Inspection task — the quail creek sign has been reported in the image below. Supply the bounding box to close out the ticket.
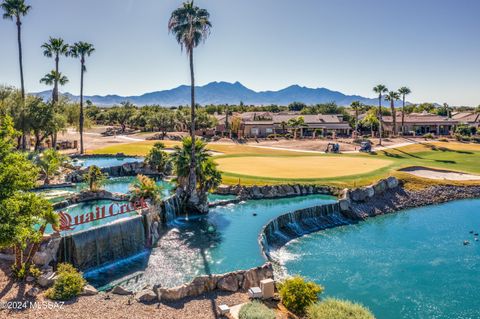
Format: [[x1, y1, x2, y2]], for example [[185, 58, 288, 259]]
[[59, 199, 148, 232]]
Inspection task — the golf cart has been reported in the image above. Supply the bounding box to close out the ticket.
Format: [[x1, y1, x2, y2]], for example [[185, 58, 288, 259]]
[[325, 143, 340, 153], [359, 141, 372, 153]]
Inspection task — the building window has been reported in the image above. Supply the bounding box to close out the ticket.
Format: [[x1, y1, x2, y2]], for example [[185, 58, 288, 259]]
[[266, 128, 273, 134], [251, 128, 259, 135]]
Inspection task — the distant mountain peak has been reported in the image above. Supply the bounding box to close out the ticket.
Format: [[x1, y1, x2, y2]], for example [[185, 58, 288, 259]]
[[33, 81, 401, 107]]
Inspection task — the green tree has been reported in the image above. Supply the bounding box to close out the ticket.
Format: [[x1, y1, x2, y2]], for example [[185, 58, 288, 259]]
[[34, 148, 68, 184], [287, 116, 306, 139], [84, 165, 107, 192], [171, 137, 221, 212], [168, 1, 212, 210], [385, 90, 400, 135], [1, 0, 31, 150], [41, 37, 70, 103], [360, 108, 379, 137], [69, 42, 95, 154], [288, 101, 307, 112], [145, 142, 169, 172], [148, 109, 176, 138], [25, 206, 58, 265], [130, 174, 162, 203], [107, 102, 136, 133], [350, 101, 363, 134], [373, 84, 388, 145], [398, 87, 411, 134]]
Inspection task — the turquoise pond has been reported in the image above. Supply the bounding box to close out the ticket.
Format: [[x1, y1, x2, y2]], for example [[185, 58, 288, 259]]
[[84, 195, 336, 290], [274, 199, 480, 319], [72, 156, 144, 168]]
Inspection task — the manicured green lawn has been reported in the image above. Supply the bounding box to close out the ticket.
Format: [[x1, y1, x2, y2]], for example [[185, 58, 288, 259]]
[[90, 140, 480, 188]]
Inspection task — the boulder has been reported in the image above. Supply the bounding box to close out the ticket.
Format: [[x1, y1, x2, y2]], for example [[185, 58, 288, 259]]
[[26, 287, 40, 298], [38, 271, 56, 288], [373, 180, 387, 195], [350, 188, 368, 202], [339, 198, 351, 212], [386, 177, 399, 189], [217, 273, 239, 292], [158, 284, 188, 301], [111, 285, 132, 295], [81, 285, 98, 296], [136, 289, 157, 303], [365, 186, 375, 198], [26, 276, 35, 283]]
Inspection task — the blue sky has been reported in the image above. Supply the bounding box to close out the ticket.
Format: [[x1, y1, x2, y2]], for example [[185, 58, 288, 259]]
[[1, 0, 479, 105]]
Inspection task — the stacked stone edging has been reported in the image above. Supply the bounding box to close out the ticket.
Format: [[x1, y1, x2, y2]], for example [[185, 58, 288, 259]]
[[66, 162, 162, 183], [53, 190, 129, 210], [154, 262, 274, 301], [215, 184, 336, 200]]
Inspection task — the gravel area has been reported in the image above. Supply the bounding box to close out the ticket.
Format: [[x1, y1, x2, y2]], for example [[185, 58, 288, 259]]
[[0, 259, 249, 319]]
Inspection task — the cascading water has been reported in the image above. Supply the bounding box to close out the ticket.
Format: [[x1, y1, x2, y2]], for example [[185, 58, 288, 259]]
[[59, 215, 146, 270]]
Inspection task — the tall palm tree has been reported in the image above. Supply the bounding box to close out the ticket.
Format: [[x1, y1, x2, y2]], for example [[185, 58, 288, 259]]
[[168, 1, 212, 208], [2, 0, 31, 150], [385, 90, 401, 135], [40, 70, 68, 88], [41, 37, 69, 102], [69, 42, 95, 154], [373, 84, 388, 145], [350, 101, 362, 136], [398, 87, 411, 134]]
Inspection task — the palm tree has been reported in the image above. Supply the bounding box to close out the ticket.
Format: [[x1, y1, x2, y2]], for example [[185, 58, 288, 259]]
[[398, 87, 411, 134], [25, 209, 59, 266], [41, 37, 69, 102], [40, 70, 68, 88], [168, 1, 212, 208], [350, 101, 363, 136], [69, 42, 95, 154], [373, 84, 388, 145], [2, 0, 31, 150], [385, 90, 400, 135], [287, 116, 306, 139]]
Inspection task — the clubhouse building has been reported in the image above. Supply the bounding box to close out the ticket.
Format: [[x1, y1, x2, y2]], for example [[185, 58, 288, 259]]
[[382, 112, 459, 136]]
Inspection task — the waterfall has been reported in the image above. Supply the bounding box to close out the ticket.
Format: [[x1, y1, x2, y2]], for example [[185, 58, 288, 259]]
[[58, 215, 146, 270], [262, 203, 350, 250], [162, 195, 182, 225]]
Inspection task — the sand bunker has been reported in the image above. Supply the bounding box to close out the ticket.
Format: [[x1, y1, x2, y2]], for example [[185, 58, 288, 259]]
[[400, 166, 480, 181]]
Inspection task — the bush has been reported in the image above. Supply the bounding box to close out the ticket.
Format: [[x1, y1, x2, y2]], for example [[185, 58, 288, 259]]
[[46, 263, 86, 301], [472, 136, 480, 143], [307, 298, 375, 319], [278, 276, 323, 315], [284, 133, 293, 139], [145, 142, 169, 173], [266, 134, 277, 140], [423, 133, 434, 140], [239, 301, 275, 319], [438, 138, 449, 142]]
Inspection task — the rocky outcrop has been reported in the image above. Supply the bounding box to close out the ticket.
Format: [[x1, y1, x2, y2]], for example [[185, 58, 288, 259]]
[[215, 184, 335, 200], [66, 161, 162, 183], [156, 263, 274, 301]]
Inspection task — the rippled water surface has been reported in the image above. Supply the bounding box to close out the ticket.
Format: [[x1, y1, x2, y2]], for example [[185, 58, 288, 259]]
[[276, 199, 480, 319]]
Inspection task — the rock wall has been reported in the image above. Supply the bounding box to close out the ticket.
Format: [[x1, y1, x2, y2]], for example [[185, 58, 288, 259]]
[[66, 162, 162, 183], [215, 184, 335, 200], [53, 190, 129, 210], [155, 263, 274, 301]]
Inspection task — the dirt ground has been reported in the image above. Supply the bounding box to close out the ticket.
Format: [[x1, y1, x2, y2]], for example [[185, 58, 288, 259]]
[[58, 126, 415, 154], [0, 260, 250, 319]]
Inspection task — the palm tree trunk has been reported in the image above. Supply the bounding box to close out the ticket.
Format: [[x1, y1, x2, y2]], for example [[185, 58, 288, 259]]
[[188, 49, 198, 202], [25, 225, 46, 266], [401, 96, 405, 135], [79, 59, 85, 154], [391, 100, 396, 136], [17, 17, 27, 151], [378, 96, 383, 145], [54, 55, 59, 102]]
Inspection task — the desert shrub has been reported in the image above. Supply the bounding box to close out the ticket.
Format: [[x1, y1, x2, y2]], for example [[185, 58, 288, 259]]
[[307, 298, 375, 319], [438, 138, 449, 142], [130, 174, 162, 203], [284, 133, 293, 139], [423, 133, 434, 140], [29, 265, 42, 278], [46, 263, 86, 301], [472, 136, 480, 143], [239, 301, 275, 319], [266, 134, 277, 140], [278, 276, 323, 315]]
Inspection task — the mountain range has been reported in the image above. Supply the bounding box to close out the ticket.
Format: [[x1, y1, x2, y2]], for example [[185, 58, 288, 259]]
[[34, 81, 404, 107]]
